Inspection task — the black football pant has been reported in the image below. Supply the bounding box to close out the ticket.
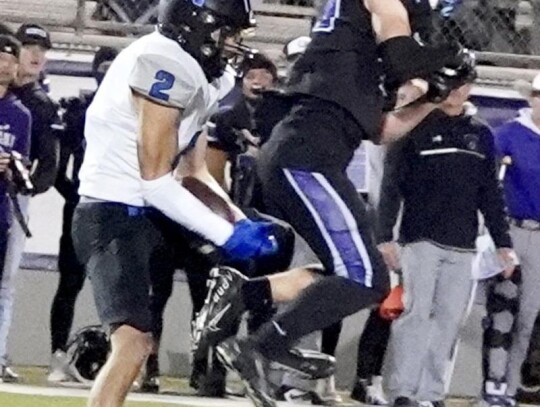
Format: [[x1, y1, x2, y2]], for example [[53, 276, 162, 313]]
[[50, 202, 86, 353]]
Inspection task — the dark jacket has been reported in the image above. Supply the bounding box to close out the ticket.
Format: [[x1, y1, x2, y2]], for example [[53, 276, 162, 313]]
[[209, 95, 253, 155], [12, 81, 61, 194], [55, 93, 92, 204], [377, 108, 512, 250]]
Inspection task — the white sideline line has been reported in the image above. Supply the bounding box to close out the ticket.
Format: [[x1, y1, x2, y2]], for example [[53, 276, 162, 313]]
[[0, 383, 253, 406]]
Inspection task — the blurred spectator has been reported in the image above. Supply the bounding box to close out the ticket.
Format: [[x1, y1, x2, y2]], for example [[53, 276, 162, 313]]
[[380, 78, 515, 407], [47, 47, 118, 384], [0, 34, 31, 382], [13, 23, 60, 193], [206, 52, 278, 202], [481, 73, 540, 406], [0, 23, 61, 382]]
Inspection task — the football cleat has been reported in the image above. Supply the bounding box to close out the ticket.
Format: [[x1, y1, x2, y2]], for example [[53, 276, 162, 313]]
[[269, 348, 336, 380], [217, 338, 276, 407], [191, 266, 248, 361]]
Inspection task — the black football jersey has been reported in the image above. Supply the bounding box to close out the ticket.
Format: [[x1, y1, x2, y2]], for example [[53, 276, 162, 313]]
[[286, 0, 384, 141]]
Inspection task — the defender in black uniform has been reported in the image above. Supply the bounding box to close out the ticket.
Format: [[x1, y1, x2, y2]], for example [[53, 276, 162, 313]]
[[194, 1, 471, 406]]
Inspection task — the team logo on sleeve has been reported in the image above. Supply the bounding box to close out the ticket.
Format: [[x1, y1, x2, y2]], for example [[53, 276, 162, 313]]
[[313, 0, 341, 33]]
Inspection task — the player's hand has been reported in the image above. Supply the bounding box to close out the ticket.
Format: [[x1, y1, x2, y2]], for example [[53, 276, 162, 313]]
[[377, 241, 401, 271], [0, 152, 10, 173], [240, 129, 260, 147], [497, 247, 518, 279], [379, 285, 404, 320], [392, 79, 429, 110], [221, 219, 278, 261]]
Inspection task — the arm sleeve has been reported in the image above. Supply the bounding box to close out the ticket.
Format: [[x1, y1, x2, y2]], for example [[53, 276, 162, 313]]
[[478, 127, 513, 248], [141, 173, 234, 246], [128, 53, 199, 109], [29, 102, 61, 194], [376, 140, 406, 243]]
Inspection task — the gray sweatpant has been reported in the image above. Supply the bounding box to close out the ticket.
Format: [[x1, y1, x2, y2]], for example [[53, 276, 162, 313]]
[[386, 241, 475, 402], [505, 225, 540, 395], [0, 195, 29, 366]]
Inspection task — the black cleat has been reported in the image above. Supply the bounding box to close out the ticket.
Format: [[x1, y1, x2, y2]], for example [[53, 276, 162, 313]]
[[269, 348, 335, 380], [217, 338, 276, 407], [276, 385, 325, 405], [138, 354, 160, 393], [190, 347, 227, 398], [139, 376, 160, 394], [0, 365, 20, 383], [350, 376, 388, 405], [192, 266, 247, 361]]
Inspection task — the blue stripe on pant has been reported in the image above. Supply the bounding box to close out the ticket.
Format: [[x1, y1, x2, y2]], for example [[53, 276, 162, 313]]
[[283, 169, 373, 287]]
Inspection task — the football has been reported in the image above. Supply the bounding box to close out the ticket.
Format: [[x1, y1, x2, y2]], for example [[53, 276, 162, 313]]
[[181, 176, 236, 223]]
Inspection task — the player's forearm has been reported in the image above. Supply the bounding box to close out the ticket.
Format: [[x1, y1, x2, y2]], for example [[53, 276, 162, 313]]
[[379, 103, 435, 144]]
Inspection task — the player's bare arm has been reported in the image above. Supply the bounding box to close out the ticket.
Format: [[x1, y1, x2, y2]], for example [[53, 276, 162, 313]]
[[133, 92, 182, 180], [364, 0, 412, 42], [379, 81, 436, 144]]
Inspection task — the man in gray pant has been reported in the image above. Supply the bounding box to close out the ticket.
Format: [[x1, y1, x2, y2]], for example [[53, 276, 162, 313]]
[[376, 72, 516, 407], [480, 73, 540, 407]]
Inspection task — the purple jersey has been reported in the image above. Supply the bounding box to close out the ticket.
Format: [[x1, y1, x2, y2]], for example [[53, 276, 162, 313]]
[[0, 92, 31, 226]]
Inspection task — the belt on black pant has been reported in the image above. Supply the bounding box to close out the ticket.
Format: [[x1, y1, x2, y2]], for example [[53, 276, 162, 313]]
[[78, 197, 154, 217], [509, 218, 540, 231]]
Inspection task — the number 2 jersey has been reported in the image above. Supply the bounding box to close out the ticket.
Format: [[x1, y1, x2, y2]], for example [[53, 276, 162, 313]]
[[79, 31, 234, 206], [286, 0, 384, 142]]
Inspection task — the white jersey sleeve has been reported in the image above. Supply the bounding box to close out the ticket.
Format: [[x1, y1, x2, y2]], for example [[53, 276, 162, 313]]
[[129, 52, 200, 109]]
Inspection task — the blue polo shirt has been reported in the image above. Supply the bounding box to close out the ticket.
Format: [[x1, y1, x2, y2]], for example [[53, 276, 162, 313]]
[[0, 92, 32, 227], [495, 108, 540, 221]]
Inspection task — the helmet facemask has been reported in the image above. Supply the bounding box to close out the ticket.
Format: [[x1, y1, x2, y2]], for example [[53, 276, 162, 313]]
[[160, 1, 256, 81]]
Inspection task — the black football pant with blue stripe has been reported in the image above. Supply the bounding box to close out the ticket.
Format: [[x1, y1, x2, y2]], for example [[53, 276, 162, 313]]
[[255, 163, 389, 354]]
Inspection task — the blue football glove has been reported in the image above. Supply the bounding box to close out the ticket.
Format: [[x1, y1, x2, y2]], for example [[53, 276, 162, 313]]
[[221, 219, 278, 262]]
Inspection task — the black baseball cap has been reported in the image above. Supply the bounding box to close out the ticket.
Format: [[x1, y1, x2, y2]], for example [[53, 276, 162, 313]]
[[92, 47, 119, 73], [16, 24, 52, 49], [0, 35, 21, 58], [240, 52, 278, 81]]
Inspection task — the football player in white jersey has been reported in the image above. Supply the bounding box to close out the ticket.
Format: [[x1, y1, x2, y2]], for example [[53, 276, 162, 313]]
[[71, 1, 278, 406]]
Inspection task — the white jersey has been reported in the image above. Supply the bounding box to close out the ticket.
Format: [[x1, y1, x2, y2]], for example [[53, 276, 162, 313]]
[[79, 31, 235, 206]]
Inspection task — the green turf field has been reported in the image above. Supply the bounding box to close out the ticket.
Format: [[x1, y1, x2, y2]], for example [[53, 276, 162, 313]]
[[0, 393, 185, 407]]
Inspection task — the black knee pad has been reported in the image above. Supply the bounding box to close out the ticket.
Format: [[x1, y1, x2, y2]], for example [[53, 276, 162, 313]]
[[482, 272, 521, 381], [486, 274, 520, 321]]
